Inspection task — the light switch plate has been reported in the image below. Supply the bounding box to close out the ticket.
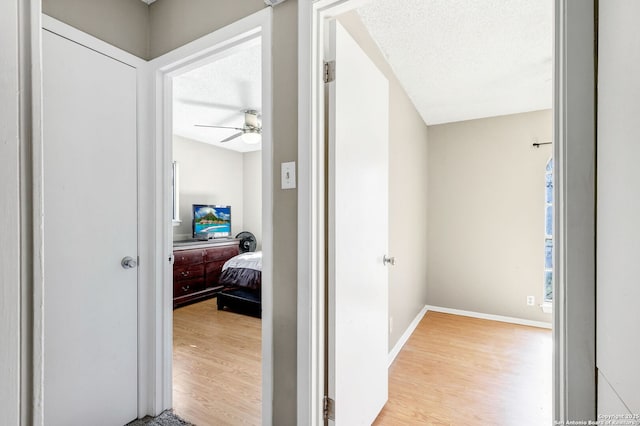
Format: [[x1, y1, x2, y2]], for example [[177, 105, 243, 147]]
[[281, 161, 296, 189]]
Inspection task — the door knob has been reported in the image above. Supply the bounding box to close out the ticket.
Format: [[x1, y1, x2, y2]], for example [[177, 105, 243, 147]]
[[383, 255, 395, 266], [121, 256, 138, 269]]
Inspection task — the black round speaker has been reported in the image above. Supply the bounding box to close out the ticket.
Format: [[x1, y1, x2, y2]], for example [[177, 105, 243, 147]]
[[236, 231, 257, 253]]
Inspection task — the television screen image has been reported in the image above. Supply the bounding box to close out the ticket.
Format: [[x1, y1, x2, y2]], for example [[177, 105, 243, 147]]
[[192, 204, 231, 238]]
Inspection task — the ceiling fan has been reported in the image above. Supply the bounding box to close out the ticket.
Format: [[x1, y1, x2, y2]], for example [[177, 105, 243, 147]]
[[194, 109, 262, 144]]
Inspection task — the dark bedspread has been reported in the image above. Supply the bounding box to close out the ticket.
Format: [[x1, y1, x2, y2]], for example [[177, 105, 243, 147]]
[[218, 267, 261, 291]]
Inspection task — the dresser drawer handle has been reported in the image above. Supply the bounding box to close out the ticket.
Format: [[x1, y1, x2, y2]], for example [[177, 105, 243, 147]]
[[181, 285, 190, 292], [181, 271, 190, 277]]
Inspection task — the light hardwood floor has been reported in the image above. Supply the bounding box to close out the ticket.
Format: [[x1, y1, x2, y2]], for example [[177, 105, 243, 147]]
[[373, 311, 552, 425], [173, 298, 261, 426], [173, 303, 550, 425]]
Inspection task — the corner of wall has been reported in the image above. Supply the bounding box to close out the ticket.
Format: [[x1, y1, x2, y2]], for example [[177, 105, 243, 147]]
[[145, 1, 152, 61]]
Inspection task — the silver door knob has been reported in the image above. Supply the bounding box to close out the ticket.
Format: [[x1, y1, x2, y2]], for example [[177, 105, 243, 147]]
[[121, 256, 138, 269], [383, 255, 395, 266]]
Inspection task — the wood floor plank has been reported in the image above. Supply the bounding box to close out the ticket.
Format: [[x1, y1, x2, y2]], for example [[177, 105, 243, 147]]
[[173, 303, 550, 425], [373, 311, 552, 426], [173, 298, 261, 426]]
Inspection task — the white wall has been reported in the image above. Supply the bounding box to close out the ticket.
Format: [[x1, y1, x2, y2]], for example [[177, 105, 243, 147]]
[[597, 0, 640, 415], [427, 110, 552, 323], [173, 136, 263, 244], [0, 0, 24, 423], [598, 371, 631, 416], [337, 11, 430, 350], [243, 150, 263, 249], [173, 136, 245, 240]]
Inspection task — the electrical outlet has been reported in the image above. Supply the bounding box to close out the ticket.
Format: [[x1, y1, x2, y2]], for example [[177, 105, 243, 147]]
[[527, 296, 535, 306], [389, 316, 393, 334]]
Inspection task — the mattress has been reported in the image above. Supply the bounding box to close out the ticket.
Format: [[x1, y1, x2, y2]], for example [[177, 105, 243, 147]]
[[219, 251, 262, 290]]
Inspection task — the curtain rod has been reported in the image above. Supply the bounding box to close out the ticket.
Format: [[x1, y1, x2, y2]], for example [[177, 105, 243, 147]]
[[532, 142, 552, 148]]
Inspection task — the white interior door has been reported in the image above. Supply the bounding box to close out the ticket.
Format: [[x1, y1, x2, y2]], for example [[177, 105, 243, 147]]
[[327, 20, 389, 426], [42, 29, 138, 426], [596, 0, 640, 414]]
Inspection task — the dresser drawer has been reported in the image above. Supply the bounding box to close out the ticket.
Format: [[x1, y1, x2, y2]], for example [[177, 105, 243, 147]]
[[173, 278, 204, 297], [172, 239, 240, 308], [205, 260, 227, 287], [174, 249, 204, 266], [204, 246, 238, 262], [173, 264, 204, 282]]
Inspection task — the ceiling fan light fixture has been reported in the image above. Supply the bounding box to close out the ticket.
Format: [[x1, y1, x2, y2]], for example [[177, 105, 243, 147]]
[[242, 129, 261, 144]]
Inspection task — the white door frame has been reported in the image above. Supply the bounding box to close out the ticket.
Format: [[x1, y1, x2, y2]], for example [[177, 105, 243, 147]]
[[0, 0, 40, 424], [297, 0, 596, 425], [552, 0, 597, 420], [145, 8, 274, 424]]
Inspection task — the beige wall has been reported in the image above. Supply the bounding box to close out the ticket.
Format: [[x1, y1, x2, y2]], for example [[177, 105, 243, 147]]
[[42, 0, 149, 59], [41, 0, 267, 60], [172, 136, 246, 240], [427, 110, 553, 323], [337, 11, 429, 349], [243, 150, 263, 249], [269, 3, 298, 422], [149, 0, 266, 58]]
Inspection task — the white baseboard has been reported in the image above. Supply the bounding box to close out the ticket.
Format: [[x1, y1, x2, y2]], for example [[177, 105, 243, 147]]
[[386, 304, 551, 368], [425, 305, 552, 329], [388, 305, 428, 367]]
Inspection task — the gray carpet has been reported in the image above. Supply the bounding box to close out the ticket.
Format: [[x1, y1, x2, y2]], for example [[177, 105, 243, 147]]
[[126, 410, 194, 426]]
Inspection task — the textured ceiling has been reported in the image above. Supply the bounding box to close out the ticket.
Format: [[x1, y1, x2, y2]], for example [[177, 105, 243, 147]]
[[172, 0, 551, 144], [172, 40, 262, 153], [357, 0, 553, 125]]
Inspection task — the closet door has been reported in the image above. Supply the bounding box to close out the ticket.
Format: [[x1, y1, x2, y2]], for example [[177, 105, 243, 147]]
[[42, 28, 138, 426], [326, 20, 390, 426]]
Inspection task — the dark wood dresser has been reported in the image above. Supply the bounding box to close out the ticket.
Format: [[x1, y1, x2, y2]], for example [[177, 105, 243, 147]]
[[173, 239, 239, 308]]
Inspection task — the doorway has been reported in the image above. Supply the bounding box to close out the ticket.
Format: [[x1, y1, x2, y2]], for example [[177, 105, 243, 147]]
[[146, 9, 273, 424], [297, 0, 596, 424], [170, 38, 263, 424], [327, 6, 554, 424]]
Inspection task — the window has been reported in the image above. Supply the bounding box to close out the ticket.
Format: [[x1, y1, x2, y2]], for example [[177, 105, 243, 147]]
[[172, 161, 181, 225], [544, 158, 553, 302]]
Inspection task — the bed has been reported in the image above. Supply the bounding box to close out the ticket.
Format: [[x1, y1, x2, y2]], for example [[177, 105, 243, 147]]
[[216, 251, 262, 317]]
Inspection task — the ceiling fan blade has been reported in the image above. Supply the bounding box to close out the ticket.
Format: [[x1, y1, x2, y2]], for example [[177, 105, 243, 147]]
[[176, 98, 244, 112], [194, 124, 244, 131], [220, 132, 243, 143]]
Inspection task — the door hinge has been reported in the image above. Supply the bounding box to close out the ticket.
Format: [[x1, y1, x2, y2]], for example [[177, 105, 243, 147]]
[[323, 395, 335, 421], [168, 254, 174, 265], [324, 60, 335, 83]]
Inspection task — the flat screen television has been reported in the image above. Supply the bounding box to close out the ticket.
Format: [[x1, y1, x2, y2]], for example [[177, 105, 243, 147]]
[[192, 204, 231, 239]]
